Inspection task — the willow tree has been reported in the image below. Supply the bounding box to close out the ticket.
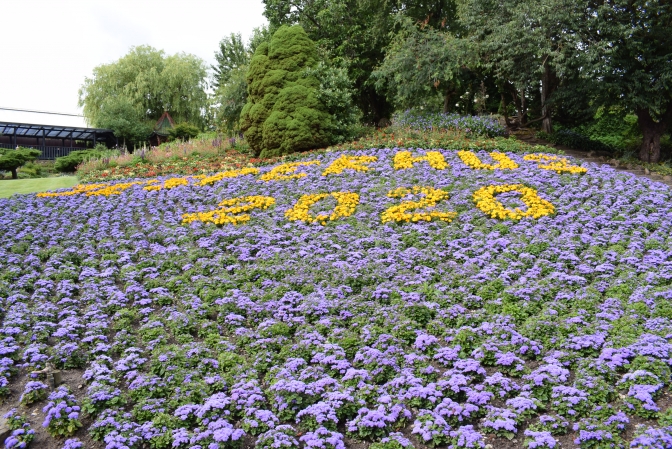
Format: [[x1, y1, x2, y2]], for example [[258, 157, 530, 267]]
[[78, 46, 209, 132]]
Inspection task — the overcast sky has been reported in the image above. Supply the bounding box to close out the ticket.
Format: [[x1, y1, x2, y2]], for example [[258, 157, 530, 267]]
[[0, 0, 267, 128]]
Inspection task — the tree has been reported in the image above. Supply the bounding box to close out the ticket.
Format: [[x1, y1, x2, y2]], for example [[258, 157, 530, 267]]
[[215, 66, 249, 134], [262, 0, 458, 123], [373, 15, 467, 113], [459, 0, 588, 133], [212, 26, 274, 134], [586, 0, 672, 163], [212, 33, 249, 90], [304, 54, 361, 143], [168, 123, 201, 142], [79, 46, 209, 131], [95, 97, 152, 149], [240, 25, 332, 158], [0, 148, 41, 179]]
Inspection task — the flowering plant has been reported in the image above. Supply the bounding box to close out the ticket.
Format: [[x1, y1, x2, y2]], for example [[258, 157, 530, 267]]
[[42, 386, 83, 437], [19, 380, 48, 405]]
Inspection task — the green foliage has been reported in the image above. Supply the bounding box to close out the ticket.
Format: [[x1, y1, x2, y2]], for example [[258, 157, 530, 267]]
[[13, 161, 44, 179], [96, 97, 153, 148], [216, 66, 249, 134], [459, 0, 588, 132], [586, 1, 672, 162], [55, 149, 106, 173], [79, 45, 209, 130], [0, 147, 41, 179], [374, 15, 466, 113], [167, 123, 201, 142], [212, 33, 249, 90], [303, 55, 361, 143], [241, 25, 332, 158], [538, 129, 615, 154], [263, 0, 457, 122], [213, 26, 274, 135], [574, 107, 641, 151]]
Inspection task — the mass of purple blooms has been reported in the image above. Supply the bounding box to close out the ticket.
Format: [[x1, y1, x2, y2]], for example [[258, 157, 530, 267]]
[[2, 409, 35, 449], [393, 110, 506, 137], [1, 148, 672, 448], [42, 386, 82, 437]]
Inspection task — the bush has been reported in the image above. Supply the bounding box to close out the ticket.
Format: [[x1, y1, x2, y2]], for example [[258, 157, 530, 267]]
[[16, 161, 43, 179], [0, 147, 41, 179], [168, 123, 201, 142], [574, 107, 641, 151], [55, 149, 106, 173], [537, 129, 615, 153], [303, 56, 361, 144], [240, 25, 332, 158]]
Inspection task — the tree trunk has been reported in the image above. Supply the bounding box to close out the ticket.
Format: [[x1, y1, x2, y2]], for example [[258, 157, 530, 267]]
[[519, 88, 528, 126], [443, 90, 452, 114], [637, 106, 672, 163], [11, 168, 17, 179], [500, 93, 511, 127], [541, 60, 554, 134]]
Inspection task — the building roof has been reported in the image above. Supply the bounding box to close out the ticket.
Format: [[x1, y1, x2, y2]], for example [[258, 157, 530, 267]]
[[0, 121, 114, 141], [153, 112, 175, 136]]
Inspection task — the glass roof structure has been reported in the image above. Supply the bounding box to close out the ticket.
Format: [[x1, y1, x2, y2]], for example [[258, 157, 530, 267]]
[[0, 121, 115, 142]]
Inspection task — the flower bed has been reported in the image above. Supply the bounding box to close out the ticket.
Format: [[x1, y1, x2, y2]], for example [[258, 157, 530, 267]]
[[2, 148, 672, 448], [392, 111, 507, 138]]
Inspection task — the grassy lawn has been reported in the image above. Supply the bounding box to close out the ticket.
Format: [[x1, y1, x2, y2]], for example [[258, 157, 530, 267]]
[[0, 176, 79, 198]]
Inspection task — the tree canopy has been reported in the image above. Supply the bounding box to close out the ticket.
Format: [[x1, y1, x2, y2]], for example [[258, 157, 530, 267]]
[[262, 0, 459, 123], [373, 14, 467, 113], [585, 0, 672, 162], [212, 26, 274, 134], [73, 1, 672, 163], [212, 33, 249, 90], [79, 46, 209, 136], [0, 148, 41, 179]]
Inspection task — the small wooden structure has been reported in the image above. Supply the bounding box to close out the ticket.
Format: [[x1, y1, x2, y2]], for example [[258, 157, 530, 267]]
[[149, 111, 175, 146]]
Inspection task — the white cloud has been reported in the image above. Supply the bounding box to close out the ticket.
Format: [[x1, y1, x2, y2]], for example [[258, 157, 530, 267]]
[[0, 0, 267, 127]]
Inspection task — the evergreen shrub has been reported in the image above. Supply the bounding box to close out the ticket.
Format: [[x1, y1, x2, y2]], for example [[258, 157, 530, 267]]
[[241, 25, 333, 158]]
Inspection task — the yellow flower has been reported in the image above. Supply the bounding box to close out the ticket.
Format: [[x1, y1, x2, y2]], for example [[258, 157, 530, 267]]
[[381, 186, 457, 224], [182, 195, 276, 226], [37, 183, 109, 197], [393, 151, 448, 170], [322, 155, 377, 176], [260, 161, 320, 182], [85, 181, 146, 197], [523, 154, 587, 174], [200, 167, 260, 186], [143, 177, 190, 191], [458, 151, 519, 170], [473, 184, 555, 220], [285, 191, 359, 224]]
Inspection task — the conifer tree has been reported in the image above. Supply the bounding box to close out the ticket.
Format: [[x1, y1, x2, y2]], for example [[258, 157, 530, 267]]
[[240, 25, 331, 158]]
